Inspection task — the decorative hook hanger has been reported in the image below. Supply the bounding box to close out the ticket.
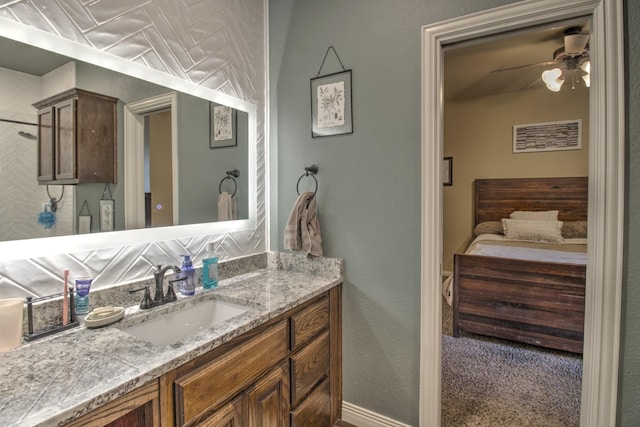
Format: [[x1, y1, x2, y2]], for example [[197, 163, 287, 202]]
[[316, 46, 347, 77], [219, 169, 240, 197], [297, 165, 319, 196], [46, 185, 64, 213]]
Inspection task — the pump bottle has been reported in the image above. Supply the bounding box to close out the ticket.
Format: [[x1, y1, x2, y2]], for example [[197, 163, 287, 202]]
[[178, 255, 195, 296]]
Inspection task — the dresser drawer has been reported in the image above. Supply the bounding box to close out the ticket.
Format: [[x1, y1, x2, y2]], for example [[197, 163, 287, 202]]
[[174, 321, 288, 425], [290, 378, 331, 427], [291, 330, 330, 408], [291, 296, 329, 350]]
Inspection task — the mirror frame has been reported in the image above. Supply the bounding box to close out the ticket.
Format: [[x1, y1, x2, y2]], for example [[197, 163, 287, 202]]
[[0, 19, 257, 261]]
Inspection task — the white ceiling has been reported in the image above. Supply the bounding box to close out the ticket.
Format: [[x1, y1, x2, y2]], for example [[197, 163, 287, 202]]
[[443, 17, 591, 101]]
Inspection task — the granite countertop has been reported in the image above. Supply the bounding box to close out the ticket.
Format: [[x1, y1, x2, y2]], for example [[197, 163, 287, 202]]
[[0, 252, 342, 427]]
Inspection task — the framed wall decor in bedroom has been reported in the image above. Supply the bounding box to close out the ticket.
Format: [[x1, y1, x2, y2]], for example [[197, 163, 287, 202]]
[[443, 156, 453, 186], [512, 119, 582, 153]]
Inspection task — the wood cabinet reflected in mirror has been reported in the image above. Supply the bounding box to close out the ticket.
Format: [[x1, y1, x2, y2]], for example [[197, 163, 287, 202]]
[[0, 37, 249, 242]]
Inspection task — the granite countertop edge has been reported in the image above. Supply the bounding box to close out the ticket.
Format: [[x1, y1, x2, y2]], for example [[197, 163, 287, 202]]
[[0, 252, 343, 427]]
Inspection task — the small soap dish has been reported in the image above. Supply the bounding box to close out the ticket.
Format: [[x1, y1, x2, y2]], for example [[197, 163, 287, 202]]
[[84, 306, 125, 329]]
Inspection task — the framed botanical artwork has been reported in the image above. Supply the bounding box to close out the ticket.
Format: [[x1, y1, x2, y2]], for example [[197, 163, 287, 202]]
[[210, 103, 237, 148], [310, 69, 353, 138], [78, 200, 92, 234], [443, 157, 453, 186], [99, 199, 114, 232]]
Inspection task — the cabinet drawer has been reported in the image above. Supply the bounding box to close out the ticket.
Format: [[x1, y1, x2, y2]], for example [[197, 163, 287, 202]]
[[291, 296, 329, 350], [291, 330, 330, 408], [174, 321, 288, 425], [290, 378, 331, 427]]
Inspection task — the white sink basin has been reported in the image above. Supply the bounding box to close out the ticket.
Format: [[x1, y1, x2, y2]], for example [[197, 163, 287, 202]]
[[120, 299, 250, 346]]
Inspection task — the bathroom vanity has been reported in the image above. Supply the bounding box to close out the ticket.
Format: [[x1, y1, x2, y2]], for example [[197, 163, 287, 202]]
[[0, 253, 342, 427]]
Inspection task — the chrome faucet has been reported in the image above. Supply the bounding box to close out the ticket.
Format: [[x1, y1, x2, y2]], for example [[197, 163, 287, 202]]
[[153, 264, 180, 306]]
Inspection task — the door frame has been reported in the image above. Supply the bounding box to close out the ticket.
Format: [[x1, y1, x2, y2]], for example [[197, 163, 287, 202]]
[[123, 92, 179, 229], [419, 1, 625, 426]]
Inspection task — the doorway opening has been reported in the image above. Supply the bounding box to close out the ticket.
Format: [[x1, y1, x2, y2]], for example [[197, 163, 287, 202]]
[[420, 1, 624, 426], [440, 20, 589, 425], [124, 92, 178, 230], [144, 109, 174, 228]]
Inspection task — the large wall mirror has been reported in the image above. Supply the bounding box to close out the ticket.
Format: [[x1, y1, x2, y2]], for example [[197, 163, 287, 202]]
[[0, 21, 257, 262]]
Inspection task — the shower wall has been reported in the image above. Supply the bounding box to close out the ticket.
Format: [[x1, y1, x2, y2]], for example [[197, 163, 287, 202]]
[[0, 67, 73, 241]]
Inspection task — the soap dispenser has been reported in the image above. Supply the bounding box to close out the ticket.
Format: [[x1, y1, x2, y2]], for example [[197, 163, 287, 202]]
[[178, 255, 196, 296], [201, 243, 219, 290]]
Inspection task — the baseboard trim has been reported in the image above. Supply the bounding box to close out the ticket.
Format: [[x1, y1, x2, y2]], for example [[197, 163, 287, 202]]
[[342, 401, 411, 427]]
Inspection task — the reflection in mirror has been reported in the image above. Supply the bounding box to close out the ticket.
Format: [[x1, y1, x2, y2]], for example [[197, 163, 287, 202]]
[[0, 37, 249, 243]]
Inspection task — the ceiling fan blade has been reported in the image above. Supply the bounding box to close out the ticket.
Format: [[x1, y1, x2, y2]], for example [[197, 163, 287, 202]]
[[490, 60, 558, 73], [521, 76, 542, 91]]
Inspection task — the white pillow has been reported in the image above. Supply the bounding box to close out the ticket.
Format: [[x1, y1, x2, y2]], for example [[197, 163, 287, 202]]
[[509, 210, 559, 221], [501, 218, 564, 243]]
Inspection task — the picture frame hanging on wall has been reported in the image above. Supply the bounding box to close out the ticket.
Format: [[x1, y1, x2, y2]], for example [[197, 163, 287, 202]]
[[311, 69, 353, 138], [99, 200, 114, 232], [99, 184, 114, 232], [210, 103, 237, 148], [512, 119, 582, 153], [443, 157, 453, 186], [78, 200, 91, 234]]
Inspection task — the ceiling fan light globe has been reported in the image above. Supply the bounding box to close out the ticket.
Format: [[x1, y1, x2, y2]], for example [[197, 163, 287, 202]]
[[581, 60, 591, 74], [542, 68, 565, 91], [565, 34, 590, 55], [545, 81, 563, 92], [580, 61, 591, 88]]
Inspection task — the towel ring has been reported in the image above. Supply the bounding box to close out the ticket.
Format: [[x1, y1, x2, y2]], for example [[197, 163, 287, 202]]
[[296, 165, 318, 196], [218, 169, 240, 197]]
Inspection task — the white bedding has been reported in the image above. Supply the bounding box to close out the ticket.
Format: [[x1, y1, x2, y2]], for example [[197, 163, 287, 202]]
[[442, 234, 587, 306]]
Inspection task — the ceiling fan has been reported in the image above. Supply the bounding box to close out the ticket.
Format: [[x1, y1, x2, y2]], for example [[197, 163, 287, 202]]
[[491, 26, 590, 92]]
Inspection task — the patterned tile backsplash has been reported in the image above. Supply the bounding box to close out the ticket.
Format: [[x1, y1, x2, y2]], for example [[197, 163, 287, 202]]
[[23, 252, 270, 334], [0, 0, 266, 297]]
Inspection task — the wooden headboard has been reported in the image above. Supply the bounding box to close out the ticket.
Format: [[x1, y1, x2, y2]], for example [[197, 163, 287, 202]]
[[474, 177, 588, 225]]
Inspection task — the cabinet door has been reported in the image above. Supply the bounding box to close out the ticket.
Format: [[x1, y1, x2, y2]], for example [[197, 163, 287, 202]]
[[54, 98, 76, 181], [37, 107, 54, 182], [200, 396, 244, 427], [64, 381, 160, 427], [246, 363, 290, 427]]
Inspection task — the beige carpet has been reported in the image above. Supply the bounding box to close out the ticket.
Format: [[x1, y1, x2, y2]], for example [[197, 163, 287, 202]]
[[441, 298, 582, 426]]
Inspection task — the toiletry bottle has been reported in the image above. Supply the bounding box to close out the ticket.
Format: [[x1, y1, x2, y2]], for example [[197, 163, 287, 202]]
[[202, 243, 219, 290], [74, 277, 93, 315], [179, 255, 196, 296]]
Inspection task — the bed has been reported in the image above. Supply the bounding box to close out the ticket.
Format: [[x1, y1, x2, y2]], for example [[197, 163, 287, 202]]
[[450, 177, 588, 354]]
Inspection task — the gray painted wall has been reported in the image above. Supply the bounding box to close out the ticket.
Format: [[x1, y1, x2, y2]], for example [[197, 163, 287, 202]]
[[177, 95, 249, 224], [75, 61, 168, 233], [620, 1, 639, 425], [271, 0, 639, 425]]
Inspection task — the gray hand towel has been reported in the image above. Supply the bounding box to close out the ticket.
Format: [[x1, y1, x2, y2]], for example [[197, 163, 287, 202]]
[[284, 191, 323, 257]]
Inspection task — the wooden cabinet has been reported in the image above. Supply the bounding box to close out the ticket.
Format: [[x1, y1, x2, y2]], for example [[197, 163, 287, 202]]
[[162, 285, 342, 427], [56, 284, 341, 427], [37, 106, 54, 182], [246, 363, 290, 426], [64, 380, 160, 427], [33, 88, 118, 184], [173, 321, 289, 425], [199, 396, 244, 427], [289, 296, 333, 426]]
